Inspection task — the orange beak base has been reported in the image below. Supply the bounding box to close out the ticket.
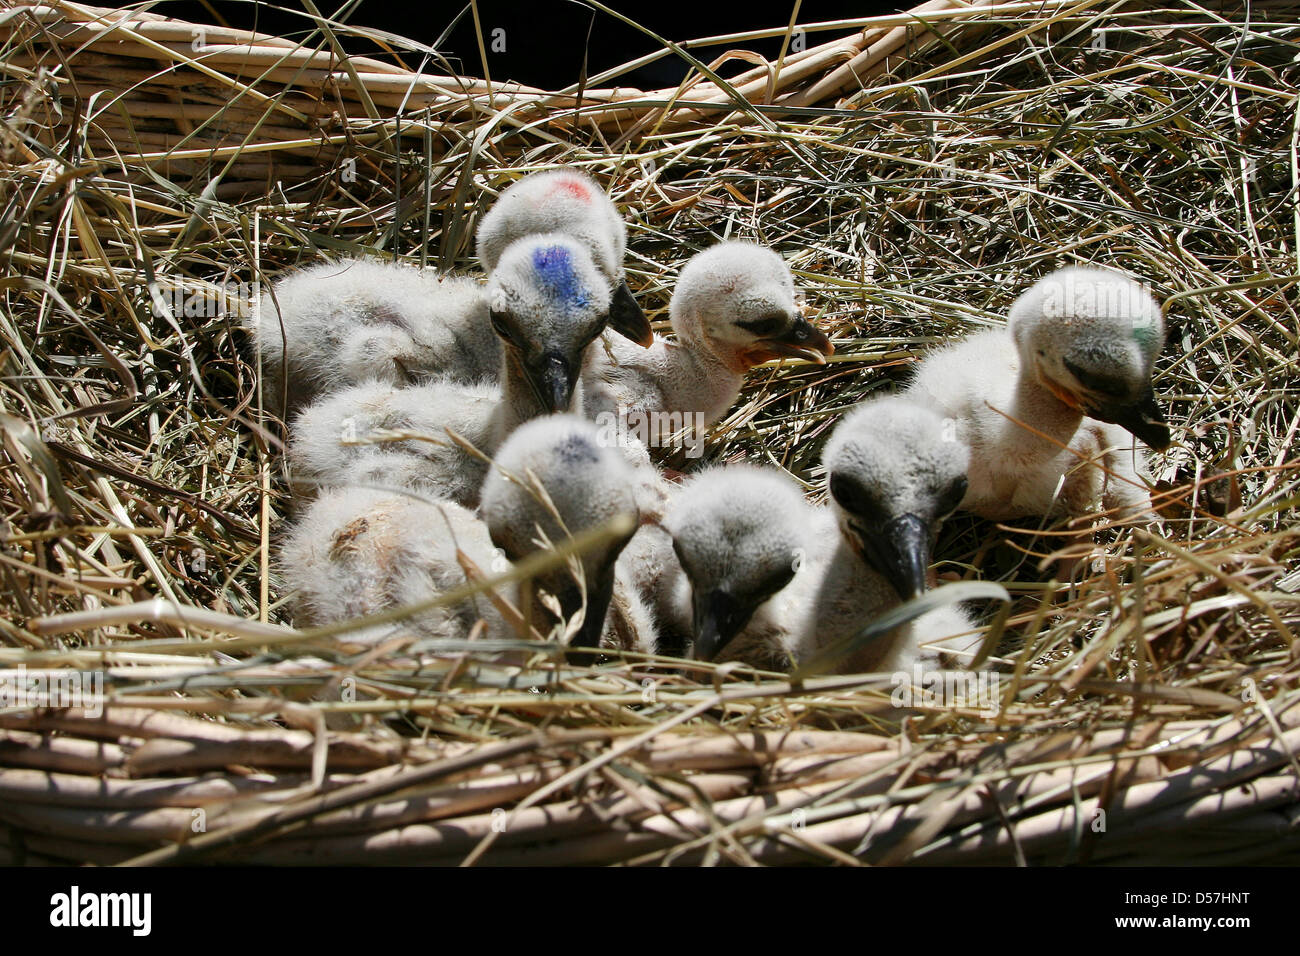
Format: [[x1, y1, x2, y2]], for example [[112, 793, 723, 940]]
[[741, 318, 834, 368]]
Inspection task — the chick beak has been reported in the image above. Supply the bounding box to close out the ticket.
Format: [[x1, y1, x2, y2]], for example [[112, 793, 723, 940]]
[[528, 351, 576, 413], [608, 279, 654, 348], [744, 316, 835, 366], [692, 588, 750, 663], [571, 570, 617, 653], [851, 513, 931, 601], [1042, 375, 1088, 412], [551, 565, 618, 665], [1086, 386, 1172, 451]]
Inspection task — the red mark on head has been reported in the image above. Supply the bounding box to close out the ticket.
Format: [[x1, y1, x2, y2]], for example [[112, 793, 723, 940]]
[[548, 177, 592, 203]]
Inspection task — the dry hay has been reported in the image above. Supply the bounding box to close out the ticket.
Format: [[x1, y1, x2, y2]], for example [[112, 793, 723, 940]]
[[0, 0, 1297, 865]]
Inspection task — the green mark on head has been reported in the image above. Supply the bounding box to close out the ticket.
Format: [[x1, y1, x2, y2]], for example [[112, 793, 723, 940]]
[[1132, 322, 1158, 350]]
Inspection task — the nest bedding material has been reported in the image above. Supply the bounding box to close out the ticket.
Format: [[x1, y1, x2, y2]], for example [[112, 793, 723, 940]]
[[0, 0, 1297, 864]]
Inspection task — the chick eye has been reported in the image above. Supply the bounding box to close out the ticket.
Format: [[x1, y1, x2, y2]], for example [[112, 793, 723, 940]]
[[736, 313, 788, 337], [490, 310, 517, 343], [937, 476, 968, 516], [1063, 357, 1127, 398], [760, 562, 797, 598], [830, 473, 872, 516]]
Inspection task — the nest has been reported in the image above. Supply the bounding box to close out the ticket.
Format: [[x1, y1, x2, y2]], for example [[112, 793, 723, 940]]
[[0, 0, 1298, 865]]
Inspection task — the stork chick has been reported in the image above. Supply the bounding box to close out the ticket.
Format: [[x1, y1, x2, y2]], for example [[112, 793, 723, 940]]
[[823, 396, 970, 601], [248, 257, 499, 416], [581, 241, 834, 451], [481, 414, 648, 653], [289, 234, 653, 507], [476, 166, 649, 345], [281, 415, 649, 654], [656, 464, 978, 673], [280, 487, 515, 647], [816, 425, 983, 673], [907, 265, 1169, 520], [660, 465, 808, 664], [250, 167, 649, 416]]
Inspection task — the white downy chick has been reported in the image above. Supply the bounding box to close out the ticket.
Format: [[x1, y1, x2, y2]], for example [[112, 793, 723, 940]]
[[657, 463, 979, 673], [480, 414, 651, 654], [476, 167, 643, 332], [906, 265, 1169, 520], [280, 487, 515, 647], [580, 241, 833, 452], [288, 235, 652, 508], [248, 257, 498, 415], [281, 416, 653, 655]]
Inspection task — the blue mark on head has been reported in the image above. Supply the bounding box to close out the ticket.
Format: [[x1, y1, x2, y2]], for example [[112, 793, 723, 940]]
[[554, 432, 600, 468], [531, 245, 591, 310]]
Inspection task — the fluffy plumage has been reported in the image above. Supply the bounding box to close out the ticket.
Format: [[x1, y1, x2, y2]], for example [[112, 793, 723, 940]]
[[615, 522, 690, 656], [288, 378, 499, 503], [248, 258, 498, 416], [477, 168, 627, 284], [480, 414, 652, 653], [289, 235, 626, 507], [281, 415, 654, 654], [660, 465, 807, 663], [251, 168, 647, 420], [792, 510, 980, 674], [652, 464, 976, 673], [906, 265, 1168, 521], [280, 487, 515, 647], [580, 241, 833, 451], [814, 429, 983, 672], [477, 167, 650, 348], [822, 396, 970, 601]]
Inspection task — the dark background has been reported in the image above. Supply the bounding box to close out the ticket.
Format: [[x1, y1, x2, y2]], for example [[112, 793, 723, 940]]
[[148, 1, 910, 89]]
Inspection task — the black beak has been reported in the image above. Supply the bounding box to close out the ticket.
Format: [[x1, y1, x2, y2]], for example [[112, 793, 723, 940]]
[[1087, 386, 1171, 451], [783, 315, 834, 359], [607, 279, 653, 348], [852, 513, 931, 601], [744, 315, 835, 365], [573, 571, 616, 652], [527, 351, 577, 413], [692, 588, 755, 662], [552, 564, 618, 661]]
